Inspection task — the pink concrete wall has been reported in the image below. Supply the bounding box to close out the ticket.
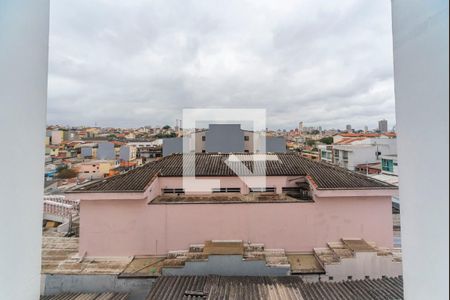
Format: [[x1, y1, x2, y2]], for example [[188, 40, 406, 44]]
[[78, 195, 394, 257]]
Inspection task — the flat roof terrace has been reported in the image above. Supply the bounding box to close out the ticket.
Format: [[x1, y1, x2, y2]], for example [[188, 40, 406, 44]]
[[149, 193, 314, 204]]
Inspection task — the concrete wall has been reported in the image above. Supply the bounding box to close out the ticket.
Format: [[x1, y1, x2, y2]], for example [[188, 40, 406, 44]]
[[97, 142, 116, 160], [119, 145, 136, 162], [81, 147, 94, 158], [205, 124, 245, 153], [76, 195, 393, 257], [162, 255, 290, 276], [324, 252, 403, 282], [392, 0, 449, 299], [163, 137, 183, 157], [266, 137, 287, 153], [157, 176, 299, 195], [0, 1, 49, 298], [41, 275, 155, 300]]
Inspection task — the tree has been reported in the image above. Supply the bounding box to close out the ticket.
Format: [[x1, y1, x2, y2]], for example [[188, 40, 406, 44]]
[[162, 125, 172, 130], [156, 132, 177, 139], [319, 137, 334, 145], [57, 168, 78, 179], [305, 139, 317, 147]]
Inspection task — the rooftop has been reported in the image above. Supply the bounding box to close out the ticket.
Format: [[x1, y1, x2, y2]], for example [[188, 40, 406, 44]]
[[150, 193, 314, 204], [69, 153, 396, 193], [41, 293, 128, 300], [146, 275, 404, 300]]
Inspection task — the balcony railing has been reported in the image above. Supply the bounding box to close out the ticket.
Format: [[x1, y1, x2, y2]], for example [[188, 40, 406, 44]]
[[43, 196, 80, 218]]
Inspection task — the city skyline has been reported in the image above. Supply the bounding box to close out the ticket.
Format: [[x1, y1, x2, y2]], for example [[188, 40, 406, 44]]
[[46, 119, 395, 132]]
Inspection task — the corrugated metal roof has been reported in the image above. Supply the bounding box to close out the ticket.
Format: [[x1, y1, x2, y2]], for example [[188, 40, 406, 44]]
[[70, 153, 397, 193], [146, 276, 404, 300], [40, 293, 128, 300]]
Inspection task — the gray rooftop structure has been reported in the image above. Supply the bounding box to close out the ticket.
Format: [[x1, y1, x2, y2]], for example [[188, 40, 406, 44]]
[[69, 153, 397, 193], [41, 293, 128, 300], [146, 275, 404, 300]]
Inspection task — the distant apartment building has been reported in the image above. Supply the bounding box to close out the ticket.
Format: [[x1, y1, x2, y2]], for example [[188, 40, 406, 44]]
[[163, 124, 286, 156], [378, 119, 389, 133], [298, 121, 304, 133], [51, 130, 67, 145], [320, 133, 397, 171], [346, 124, 352, 132], [67, 130, 79, 141], [119, 145, 137, 162], [318, 145, 333, 163], [334, 140, 397, 171]]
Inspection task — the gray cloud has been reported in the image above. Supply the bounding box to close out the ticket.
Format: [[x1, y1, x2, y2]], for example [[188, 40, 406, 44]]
[[48, 0, 396, 130]]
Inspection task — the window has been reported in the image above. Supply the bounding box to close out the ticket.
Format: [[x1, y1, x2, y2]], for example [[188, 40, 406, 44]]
[[244, 136, 250, 141], [212, 188, 241, 193], [382, 159, 394, 172], [202, 136, 206, 142], [244, 150, 250, 153], [250, 187, 276, 193], [343, 151, 349, 160], [162, 188, 185, 194]]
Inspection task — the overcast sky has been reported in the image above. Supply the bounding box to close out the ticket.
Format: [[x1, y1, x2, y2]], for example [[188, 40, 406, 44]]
[[48, 0, 396, 130]]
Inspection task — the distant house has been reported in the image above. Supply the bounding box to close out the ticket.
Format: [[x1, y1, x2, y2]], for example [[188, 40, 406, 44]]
[[51, 130, 68, 145], [74, 160, 118, 180]]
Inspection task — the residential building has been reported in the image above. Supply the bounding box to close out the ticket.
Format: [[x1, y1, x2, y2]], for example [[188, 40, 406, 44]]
[[163, 124, 286, 156], [51, 130, 67, 145], [79, 144, 97, 159], [66, 153, 398, 259], [119, 145, 137, 162], [333, 137, 397, 171], [381, 154, 399, 176], [346, 124, 352, 132], [379, 119, 389, 133], [74, 160, 118, 180], [298, 121, 304, 133], [97, 142, 116, 160], [318, 145, 333, 163]]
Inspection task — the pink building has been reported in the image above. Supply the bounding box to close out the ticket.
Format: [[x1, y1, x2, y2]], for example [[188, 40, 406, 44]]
[[67, 153, 398, 257]]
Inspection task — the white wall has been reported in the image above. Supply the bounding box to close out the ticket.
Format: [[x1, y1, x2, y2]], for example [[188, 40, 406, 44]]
[[0, 0, 49, 299], [392, 0, 449, 299]]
